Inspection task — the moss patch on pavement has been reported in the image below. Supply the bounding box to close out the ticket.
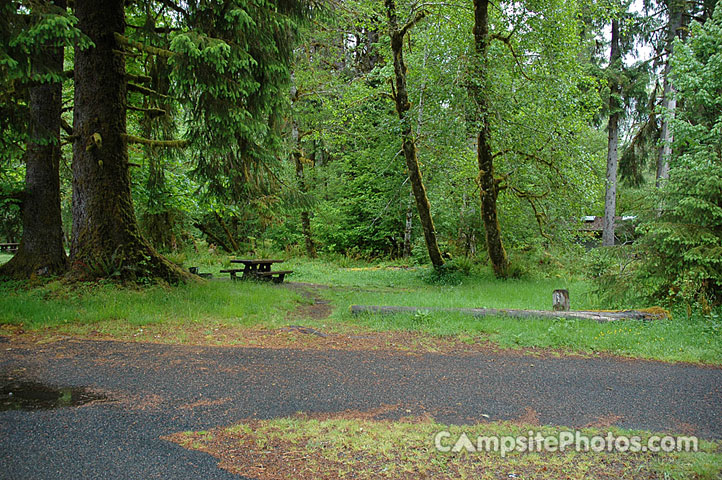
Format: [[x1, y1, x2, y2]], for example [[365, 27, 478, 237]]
[[167, 412, 722, 480]]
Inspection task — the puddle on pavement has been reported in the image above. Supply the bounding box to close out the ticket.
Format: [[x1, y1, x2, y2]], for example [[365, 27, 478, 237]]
[[0, 377, 109, 411]]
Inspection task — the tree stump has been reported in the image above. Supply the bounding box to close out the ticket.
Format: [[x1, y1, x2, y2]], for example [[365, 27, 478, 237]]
[[553, 289, 570, 311]]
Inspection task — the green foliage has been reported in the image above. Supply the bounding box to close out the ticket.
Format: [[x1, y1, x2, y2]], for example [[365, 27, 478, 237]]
[[586, 245, 644, 308], [635, 6, 722, 308], [420, 258, 473, 286], [0, 1, 88, 174], [169, 0, 305, 203]]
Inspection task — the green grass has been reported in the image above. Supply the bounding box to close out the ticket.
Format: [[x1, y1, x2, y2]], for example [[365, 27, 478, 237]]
[[0, 279, 302, 331], [170, 415, 722, 480], [339, 310, 722, 364], [0, 253, 719, 364], [285, 257, 432, 288]]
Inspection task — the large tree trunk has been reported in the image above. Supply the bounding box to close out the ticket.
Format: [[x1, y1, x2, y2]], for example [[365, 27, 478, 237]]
[[385, 0, 444, 269], [70, 0, 188, 282], [473, 0, 509, 278], [655, 0, 684, 186], [0, 0, 68, 279], [603, 19, 621, 247]]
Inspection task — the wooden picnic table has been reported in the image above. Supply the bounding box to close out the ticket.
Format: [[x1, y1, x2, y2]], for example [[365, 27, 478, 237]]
[[231, 258, 284, 277], [221, 259, 293, 283], [0, 243, 19, 253]]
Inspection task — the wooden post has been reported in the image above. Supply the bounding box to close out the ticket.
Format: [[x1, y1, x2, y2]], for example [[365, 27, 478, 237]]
[[553, 289, 570, 311]]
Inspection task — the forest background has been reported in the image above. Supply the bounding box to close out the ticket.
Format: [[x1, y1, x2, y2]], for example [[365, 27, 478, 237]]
[[1, 0, 721, 313]]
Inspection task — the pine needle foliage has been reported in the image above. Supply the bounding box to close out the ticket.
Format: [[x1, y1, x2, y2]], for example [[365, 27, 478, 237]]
[[637, 5, 722, 308], [169, 0, 309, 203]]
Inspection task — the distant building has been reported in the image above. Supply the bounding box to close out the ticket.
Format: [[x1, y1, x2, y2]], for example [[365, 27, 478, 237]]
[[577, 216, 637, 247]]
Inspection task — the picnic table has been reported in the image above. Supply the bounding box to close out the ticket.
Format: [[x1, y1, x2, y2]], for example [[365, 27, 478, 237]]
[[220, 259, 293, 283], [0, 243, 19, 253]]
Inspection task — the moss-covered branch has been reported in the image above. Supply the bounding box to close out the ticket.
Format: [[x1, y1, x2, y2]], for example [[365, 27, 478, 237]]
[[127, 82, 171, 99], [122, 134, 188, 148], [126, 104, 167, 119], [114, 33, 174, 58], [126, 73, 152, 84]]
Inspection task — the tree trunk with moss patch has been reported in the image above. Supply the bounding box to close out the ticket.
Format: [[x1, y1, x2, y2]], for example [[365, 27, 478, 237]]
[[473, 0, 509, 278], [0, 0, 68, 279], [385, 0, 444, 270], [70, 0, 187, 282]]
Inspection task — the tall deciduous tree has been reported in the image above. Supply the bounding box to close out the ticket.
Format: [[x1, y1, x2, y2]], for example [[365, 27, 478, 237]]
[[472, 0, 508, 277], [385, 0, 444, 269]]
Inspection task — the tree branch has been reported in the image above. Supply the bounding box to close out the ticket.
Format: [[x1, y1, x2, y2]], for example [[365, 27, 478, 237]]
[[122, 134, 188, 148], [60, 119, 74, 137], [400, 10, 428, 38], [193, 222, 232, 253], [156, 0, 190, 20], [126, 104, 168, 119], [126, 73, 152, 84], [114, 33, 174, 58], [127, 82, 171, 99], [490, 34, 531, 81]]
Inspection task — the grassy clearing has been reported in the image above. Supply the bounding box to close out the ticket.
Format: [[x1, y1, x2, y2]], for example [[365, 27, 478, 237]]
[[0, 279, 302, 339], [336, 311, 722, 364], [0, 254, 719, 364], [284, 259, 721, 364], [169, 415, 722, 480]]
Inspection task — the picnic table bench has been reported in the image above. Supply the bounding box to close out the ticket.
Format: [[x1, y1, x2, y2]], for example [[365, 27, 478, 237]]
[[0, 243, 19, 253], [220, 259, 293, 284]]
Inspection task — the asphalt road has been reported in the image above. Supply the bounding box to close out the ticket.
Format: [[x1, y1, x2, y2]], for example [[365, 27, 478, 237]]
[[1, 338, 720, 479]]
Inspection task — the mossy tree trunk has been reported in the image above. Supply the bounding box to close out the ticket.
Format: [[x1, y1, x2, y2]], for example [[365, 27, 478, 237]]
[[0, 0, 68, 279], [70, 0, 188, 282], [473, 0, 509, 278], [385, 0, 444, 270]]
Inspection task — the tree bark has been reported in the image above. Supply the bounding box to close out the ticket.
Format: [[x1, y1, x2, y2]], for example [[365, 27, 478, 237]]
[[603, 19, 621, 247], [70, 0, 188, 282], [402, 190, 413, 257], [289, 83, 317, 259], [473, 0, 509, 278], [0, 0, 68, 279], [214, 211, 240, 252], [655, 0, 685, 186], [385, 0, 444, 269], [295, 151, 317, 258]]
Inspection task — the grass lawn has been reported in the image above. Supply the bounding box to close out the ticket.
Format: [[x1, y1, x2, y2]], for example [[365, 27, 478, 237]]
[[0, 276, 303, 341], [168, 414, 722, 480], [0, 253, 720, 364]]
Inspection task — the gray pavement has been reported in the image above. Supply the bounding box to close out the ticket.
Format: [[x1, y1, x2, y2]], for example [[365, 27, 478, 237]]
[[1, 338, 720, 479]]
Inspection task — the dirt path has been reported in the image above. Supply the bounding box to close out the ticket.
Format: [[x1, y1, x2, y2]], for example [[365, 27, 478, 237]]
[[1, 337, 720, 479]]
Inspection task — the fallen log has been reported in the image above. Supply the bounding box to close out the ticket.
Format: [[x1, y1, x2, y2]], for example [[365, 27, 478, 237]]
[[349, 305, 667, 323]]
